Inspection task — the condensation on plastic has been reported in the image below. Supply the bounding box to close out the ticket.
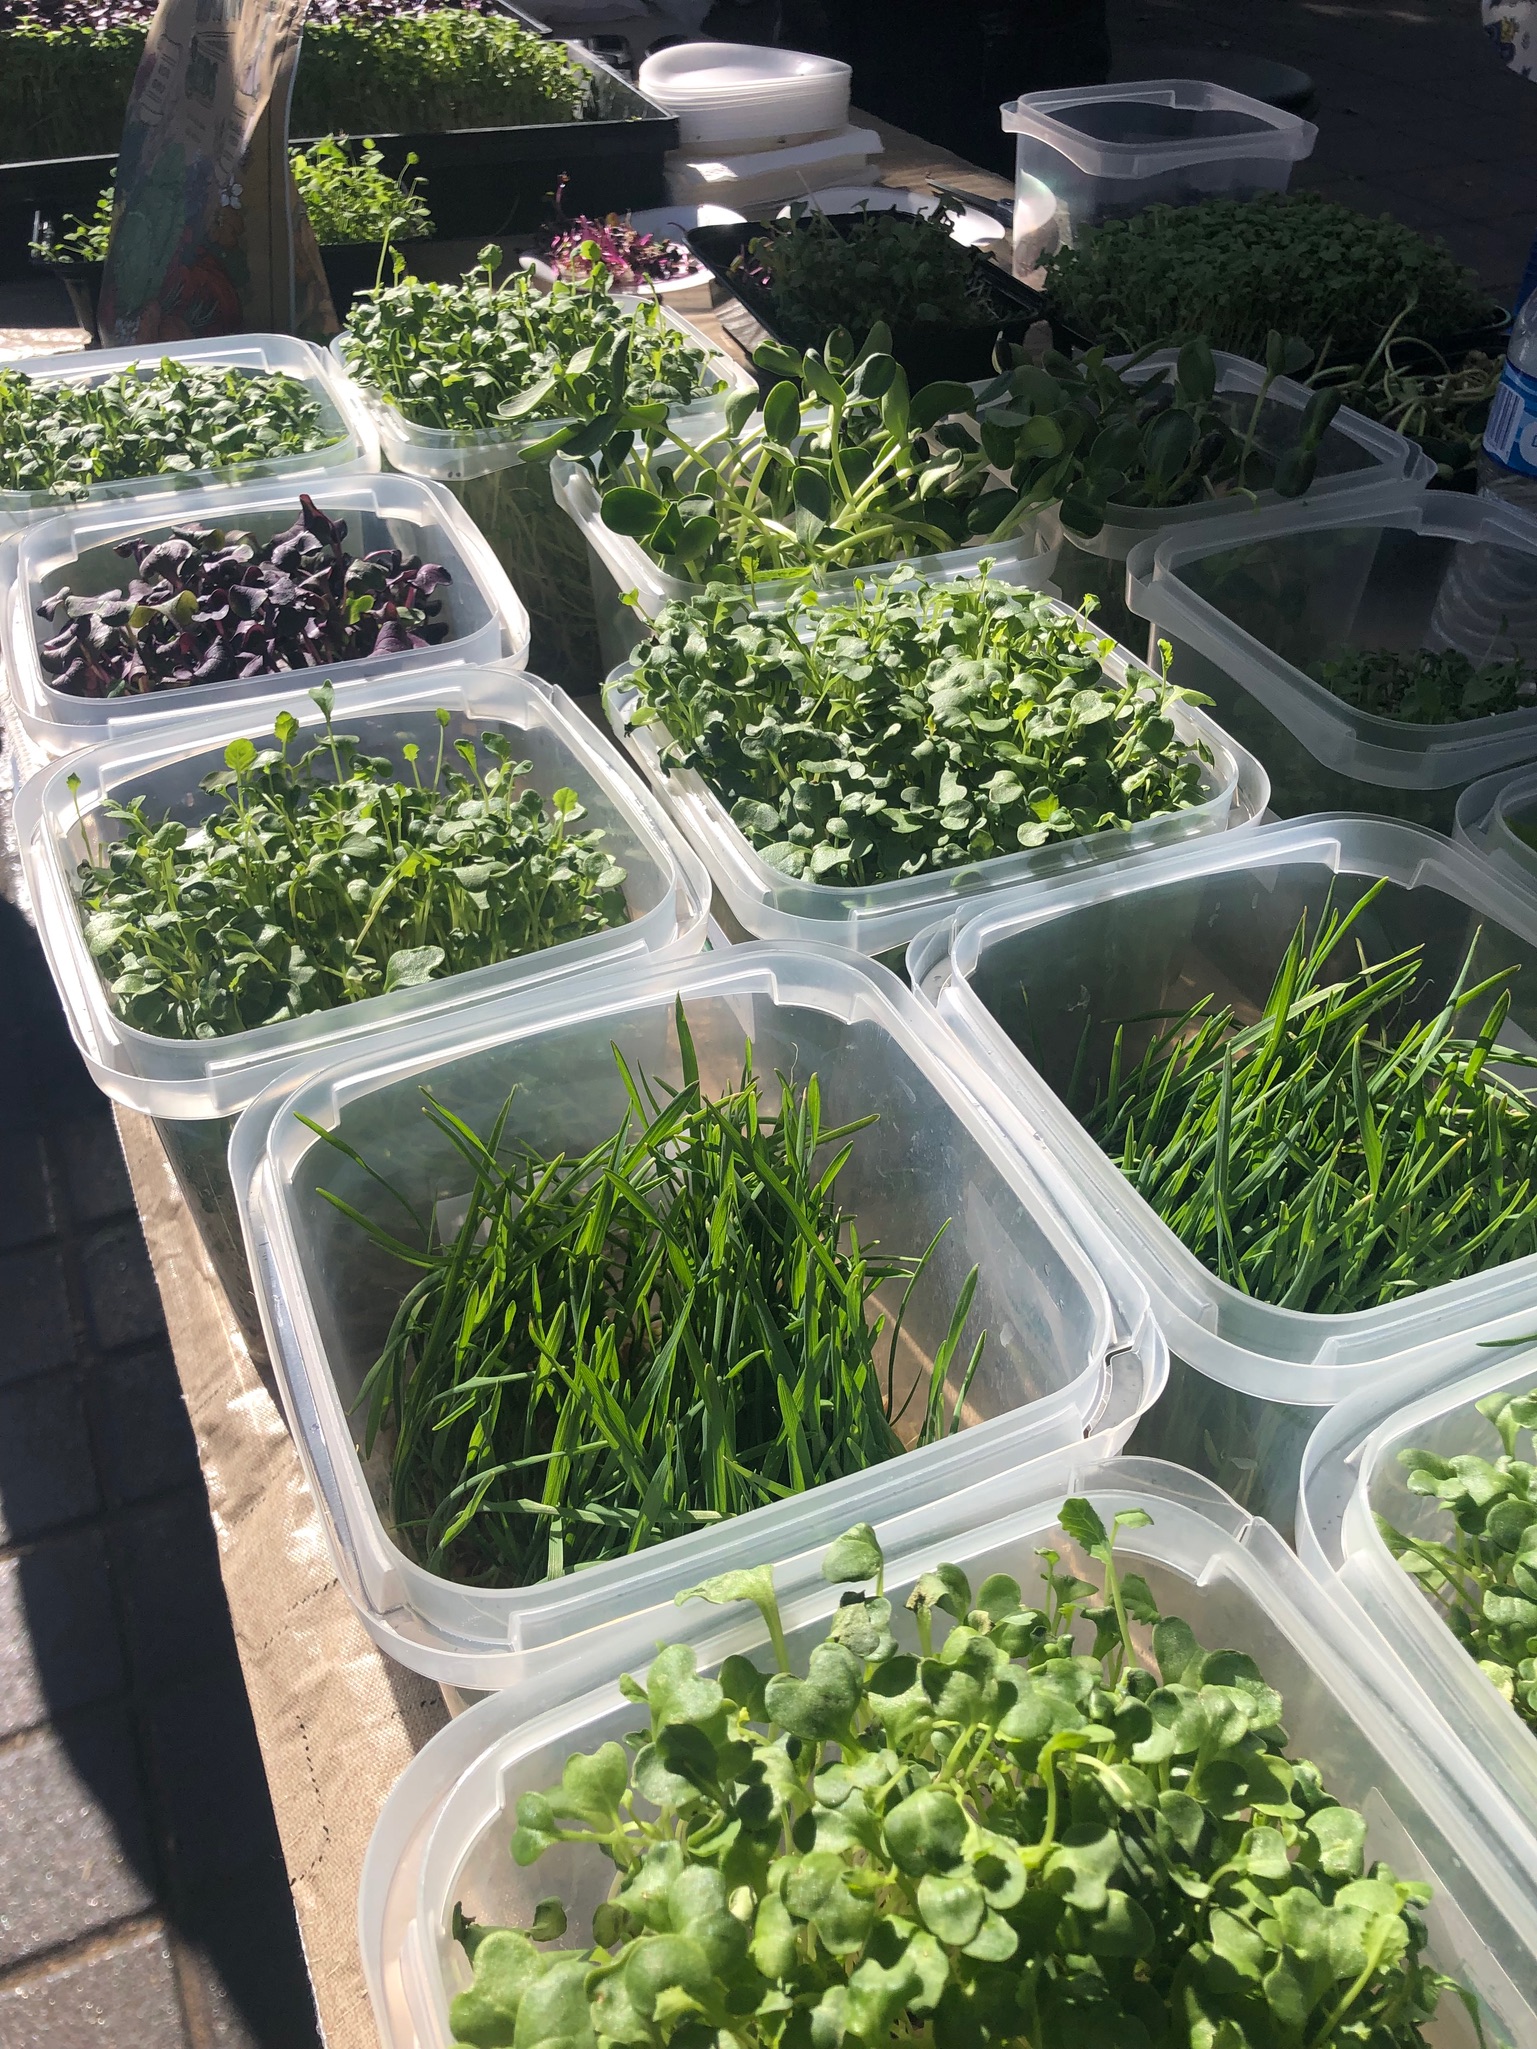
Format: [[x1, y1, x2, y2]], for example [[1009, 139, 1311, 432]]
[[1457, 762, 1537, 893], [1298, 1344, 1537, 1886], [328, 299, 756, 486], [1125, 489, 1537, 823], [600, 596, 1271, 955], [359, 1456, 1537, 2049], [1001, 79, 1316, 246], [1, 474, 532, 759], [906, 817, 1537, 1534], [0, 334, 380, 535], [228, 943, 1168, 1686], [552, 452, 1062, 673], [14, 661, 711, 1120]]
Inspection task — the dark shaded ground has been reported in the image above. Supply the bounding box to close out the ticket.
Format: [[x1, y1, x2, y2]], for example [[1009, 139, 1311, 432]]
[[0, 893, 320, 2048]]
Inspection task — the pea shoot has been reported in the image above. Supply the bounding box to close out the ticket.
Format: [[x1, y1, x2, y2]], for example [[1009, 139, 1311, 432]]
[[449, 1503, 1481, 2049], [309, 1003, 985, 1586], [73, 685, 628, 1039]]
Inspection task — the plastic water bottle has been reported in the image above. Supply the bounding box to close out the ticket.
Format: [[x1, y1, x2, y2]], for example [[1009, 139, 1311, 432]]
[[1476, 250, 1537, 510]]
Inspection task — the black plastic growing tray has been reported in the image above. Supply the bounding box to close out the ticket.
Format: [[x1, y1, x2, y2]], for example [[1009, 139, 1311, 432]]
[[0, 3, 678, 278], [685, 216, 1077, 390]]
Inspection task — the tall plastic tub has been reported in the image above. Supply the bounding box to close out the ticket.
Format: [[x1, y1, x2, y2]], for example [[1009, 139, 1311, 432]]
[[0, 473, 531, 764], [228, 942, 1168, 1686], [328, 302, 754, 697], [601, 601, 1271, 957], [908, 816, 1537, 1538], [1001, 79, 1316, 249], [1126, 490, 1537, 834], [13, 664, 710, 1334], [1299, 1344, 1537, 1885], [358, 1456, 1537, 2049], [0, 334, 379, 537]]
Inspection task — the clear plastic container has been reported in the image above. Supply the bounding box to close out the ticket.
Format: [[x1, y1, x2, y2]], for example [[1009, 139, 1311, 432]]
[[907, 816, 1537, 1538], [1456, 762, 1537, 891], [1, 475, 532, 761], [14, 661, 710, 1121], [227, 942, 1168, 1686], [359, 1456, 1537, 2049], [1298, 1346, 1537, 1879], [1001, 79, 1317, 248], [329, 304, 754, 696], [1126, 490, 1537, 835], [0, 334, 380, 536], [553, 455, 1062, 674], [601, 599, 1270, 956], [1044, 349, 1437, 647]]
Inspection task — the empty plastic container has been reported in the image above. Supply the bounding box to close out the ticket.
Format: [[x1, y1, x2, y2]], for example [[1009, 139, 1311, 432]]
[[329, 302, 752, 696], [359, 1455, 1537, 2049], [1126, 490, 1537, 834], [602, 599, 1270, 955], [637, 42, 851, 148], [1041, 349, 1436, 646], [553, 453, 1061, 674], [14, 664, 709, 1332], [228, 942, 1168, 1685], [1, 474, 531, 763], [1457, 762, 1537, 892], [1299, 1346, 1537, 1878], [0, 334, 379, 536], [908, 816, 1537, 1538], [1001, 79, 1316, 249]]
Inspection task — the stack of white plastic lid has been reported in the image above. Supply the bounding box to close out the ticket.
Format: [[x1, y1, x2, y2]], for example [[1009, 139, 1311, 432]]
[[640, 41, 879, 208]]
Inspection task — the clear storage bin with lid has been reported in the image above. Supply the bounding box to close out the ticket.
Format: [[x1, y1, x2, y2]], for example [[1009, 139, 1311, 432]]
[[227, 942, 1167, 1686], [358, 1456, 1537, 2049], [1001, 79, 1316, 250], [0, 334, 379, 537], [1126, 489, 1537, 835], [13, 662, 709, 1332], [553, 453, 1062, 675], [1298, 1344, 1537, 1882], [1042, 349, 1436, 646], [907, 816, 1537, 1539], [0, 474, 531, 764], [1457, 762, 1537, 891], [601, 595, 1270, 957], [329, 300, 753, 697]]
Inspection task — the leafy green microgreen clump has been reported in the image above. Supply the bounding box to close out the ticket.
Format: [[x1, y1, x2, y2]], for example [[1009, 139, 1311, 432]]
[[592, 327, 1335, 585], [1379, 1385, 1537, 1730], [73, 687, 627, 1038], [449, 1500, 1477, 2049], [1043, 193, 1495, 368], [340, 249, 723, 446], [1074, 879, 1537, 1313], [289, 134, 433, 248], [737, 203, 1002, 338], [624, 573, 1211, 884], [0, 358, 339, 500], [1309, 645, 1537, 726], [312, 1002, 984, 1585], [29, 172, 114, 263]]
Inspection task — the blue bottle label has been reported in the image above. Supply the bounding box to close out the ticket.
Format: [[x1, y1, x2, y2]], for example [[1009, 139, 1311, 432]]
[[1484, 359, 1537, 477]]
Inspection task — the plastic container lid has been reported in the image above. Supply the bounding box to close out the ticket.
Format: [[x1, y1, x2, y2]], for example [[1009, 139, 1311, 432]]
[[14, 662, 710, 1120], [908, 814, 1537, 1407], [1126, 488, 1537, 792], [329, 298, 755, 486], [1, 474, 531, 761], [0, 334, 380, 535], [639, 42, 850, 104], [602, 597, 1270, 955], [1000, 78, 1317, 179], [1298, 1344, 1537, 1882], [228, 941, 1168, 1686], [359, 1454, 1537, 2049], [1457, 761, 1537, 888], [1041, 349, 1436, 567]]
